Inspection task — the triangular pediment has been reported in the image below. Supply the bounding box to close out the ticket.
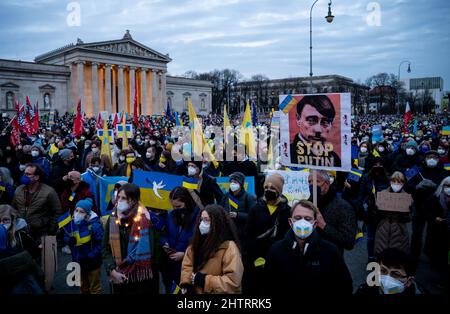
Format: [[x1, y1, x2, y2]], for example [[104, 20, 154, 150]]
[[81, 39, 171, 62], [39, 84, 55, 90], [1, 82, 20, 89]]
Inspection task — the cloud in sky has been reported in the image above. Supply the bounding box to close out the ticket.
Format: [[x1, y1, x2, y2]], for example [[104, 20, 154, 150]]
[[0, 0, 449, 89]]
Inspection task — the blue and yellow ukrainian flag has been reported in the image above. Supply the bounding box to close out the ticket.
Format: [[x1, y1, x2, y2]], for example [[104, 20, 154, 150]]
[[228, 195, 239, 210], [279, 94, 298, 114], [239, 101, 257, 159], [57, 211, 72, 229], [174, 111, 183, 126], [170, 281, 181, 294], [355, 231, 364, 243], [182, 176, 198, 190], [444, 164, 450, 171], [99, 176, 128, 217], [347, 168, 363, 182], [132, 170, 183, 210], [442, 126, 450, 135], [73, 229, 91, 246]]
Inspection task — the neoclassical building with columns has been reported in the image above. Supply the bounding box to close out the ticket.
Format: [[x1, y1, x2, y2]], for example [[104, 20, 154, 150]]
[[0, 30, 212, 117]]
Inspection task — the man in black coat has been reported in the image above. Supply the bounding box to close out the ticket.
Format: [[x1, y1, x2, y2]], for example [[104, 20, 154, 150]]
[[186, 161, 223, 206], [265, 200, 353, 294], [308, 170, 357, 254], [243, 173, 291, 294]]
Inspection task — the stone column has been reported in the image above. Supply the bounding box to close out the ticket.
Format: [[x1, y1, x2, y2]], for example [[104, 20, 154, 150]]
[[129, 67, 136, 114], [98, 64, 104, 111], [105, 64, 112, 113], [118, 65, 125, 113], [161, 70, 167, 111], [141, 68, 147, 116], [76, 61, 85, 107], [91, 62, 99, 114], [152, 69, 158, 114]]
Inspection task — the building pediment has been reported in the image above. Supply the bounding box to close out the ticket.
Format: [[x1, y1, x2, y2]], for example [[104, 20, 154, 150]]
[[39, 84, 56, 91], [1, 82, 20, 89], [35, 31, 171, 64]]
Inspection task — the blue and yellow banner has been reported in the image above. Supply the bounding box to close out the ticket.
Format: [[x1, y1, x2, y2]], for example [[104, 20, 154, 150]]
[[182, 176, 198, 190], [228, 195, 239, 210], [132, 170, 183, 210], [441, 126, 450, 135], [131, 170, 256, 210], [99, 176, 128, 217], [444, 164, 450, 171], [116, 124, 133, 138], [57, 211, 72, 229], [279, 94, 299, 114], [347, 168, 363, 182]]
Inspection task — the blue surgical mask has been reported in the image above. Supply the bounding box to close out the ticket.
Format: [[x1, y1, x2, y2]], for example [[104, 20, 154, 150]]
[[20, 175, 32, 186]]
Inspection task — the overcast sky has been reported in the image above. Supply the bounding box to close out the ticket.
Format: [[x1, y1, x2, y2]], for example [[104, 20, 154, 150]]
[[0, 0, 449, 89]]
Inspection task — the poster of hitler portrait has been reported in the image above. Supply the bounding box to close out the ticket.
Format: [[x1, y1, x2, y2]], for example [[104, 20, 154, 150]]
[[279, 93, 351, 171]]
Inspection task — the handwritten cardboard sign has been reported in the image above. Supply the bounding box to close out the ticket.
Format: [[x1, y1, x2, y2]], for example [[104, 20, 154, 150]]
[[376, 191, 413, 213]]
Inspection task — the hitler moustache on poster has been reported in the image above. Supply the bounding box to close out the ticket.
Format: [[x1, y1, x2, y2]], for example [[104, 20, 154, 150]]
[[279, 93, 351, 171]]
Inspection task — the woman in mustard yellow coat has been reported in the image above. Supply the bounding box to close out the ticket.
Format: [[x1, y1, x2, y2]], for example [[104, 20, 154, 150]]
[[180, 205, 243, 294]]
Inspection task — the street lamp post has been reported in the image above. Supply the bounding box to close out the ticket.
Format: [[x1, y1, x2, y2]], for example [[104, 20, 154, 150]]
[[309, 0, 334, 93], [397, 60, 411, 113]]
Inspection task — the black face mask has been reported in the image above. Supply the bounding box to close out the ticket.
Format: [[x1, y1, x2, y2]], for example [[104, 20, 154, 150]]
[[264, 190, 278, 201], [309, 185, 322, 199], [66, 179, 74, 187]]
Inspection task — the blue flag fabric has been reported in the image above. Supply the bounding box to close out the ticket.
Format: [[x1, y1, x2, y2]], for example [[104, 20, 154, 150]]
[[98, 176, 128, 217], [405, 166, 420, 181], [81, 170, 99, 209]]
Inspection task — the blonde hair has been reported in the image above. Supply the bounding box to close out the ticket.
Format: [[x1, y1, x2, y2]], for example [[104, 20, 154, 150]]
[[0, 204, 18, 247], [390, 171, 406, 184]]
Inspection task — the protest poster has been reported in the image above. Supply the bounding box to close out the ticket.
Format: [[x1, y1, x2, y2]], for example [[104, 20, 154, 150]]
[[116, 123, 134, 138], [97, 128, 114, 143], [376, 191, 413, 212], [266, 170, 310, 206], [371, 124, 383, 143], [279, 93, 351, 171]]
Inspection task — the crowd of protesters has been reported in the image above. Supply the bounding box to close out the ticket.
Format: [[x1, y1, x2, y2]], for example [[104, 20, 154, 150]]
[[0, 110, 448, 295]]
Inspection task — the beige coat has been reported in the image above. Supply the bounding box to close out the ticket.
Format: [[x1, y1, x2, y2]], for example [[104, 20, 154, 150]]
[[180, 240, 243, 294]]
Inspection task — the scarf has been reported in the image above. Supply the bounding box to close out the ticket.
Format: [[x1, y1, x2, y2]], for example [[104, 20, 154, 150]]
[[109, 207, 153, 283]]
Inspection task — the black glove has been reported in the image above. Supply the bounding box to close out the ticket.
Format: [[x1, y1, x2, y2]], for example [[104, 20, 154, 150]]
[[68, 236, 77, 246], [194, 272, 206, 288]]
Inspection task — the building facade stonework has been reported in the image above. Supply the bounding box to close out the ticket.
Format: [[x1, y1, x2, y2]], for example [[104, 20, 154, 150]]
[[0, 30, 212, 116]]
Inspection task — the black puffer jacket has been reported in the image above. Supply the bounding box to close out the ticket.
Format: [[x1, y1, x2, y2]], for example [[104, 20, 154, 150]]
[[265, 229, 353, 294]]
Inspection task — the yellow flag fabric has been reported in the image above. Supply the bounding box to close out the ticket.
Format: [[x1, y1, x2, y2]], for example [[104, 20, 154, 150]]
[[121, 112, 128, 149], [188, 98, 218, 167], [100, 119, 112, 165], [239, 101, 257, 159]]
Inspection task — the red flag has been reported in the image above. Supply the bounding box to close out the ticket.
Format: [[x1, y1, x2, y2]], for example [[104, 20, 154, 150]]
[[96, 112, 103, 130], [73, 100, 83, 136], [144, 116, 150, 130], [9, 116, 20, 147], [112, 113, 118, 129], [23, 96, 34, 135], [133, 82, 138, 128], [119, 111, 124, 124], [404, 101, 412, 130], [33, 102, 39, 133]]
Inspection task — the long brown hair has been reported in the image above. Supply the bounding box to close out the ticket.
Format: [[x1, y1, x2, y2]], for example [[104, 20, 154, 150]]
[[190, 205, 240, 271], [0, 204, 18, 247]]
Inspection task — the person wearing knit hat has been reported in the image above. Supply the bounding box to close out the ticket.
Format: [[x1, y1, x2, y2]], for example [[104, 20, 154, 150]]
[[230, 172, 245, 187], [405, 140, 418, 156], [187, 161, 203, 177], [75, 198, 94, 217], [59, 148, 73, 161], [65, 196, 103, 294]]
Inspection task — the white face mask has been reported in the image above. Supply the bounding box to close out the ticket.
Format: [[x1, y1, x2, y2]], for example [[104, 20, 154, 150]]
[[92, 166, 100, 172], [292, 219, 314, 239], [406, 148, 415, 156], [146, 153, 153, 159], [73, 212, 86, 224], [426, 158, 438, 168], [380, 275, 405, 294], [19, 164, 26, 171], [84, 144, 90, 149], [31, 151, 39, 157], [119, 156, 125, 162], [188, 166, 198, 177], [91, 148, 99, 154], [438, 149, 446, 155], [360, 147, 368, 153], [149, 140, 156, 145], [391, 183, 403, 193], [199, 221, 210, 235], [444, 187, 450, 196], [229, 182, 240, 192], [377, 146, 385, 153], [2, 223, 11, 230], [117, 200, 129, 213]]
